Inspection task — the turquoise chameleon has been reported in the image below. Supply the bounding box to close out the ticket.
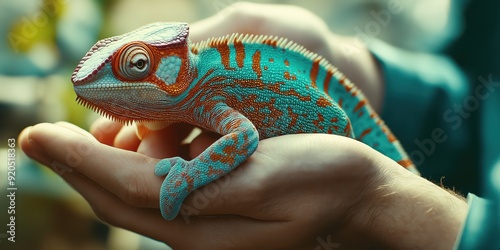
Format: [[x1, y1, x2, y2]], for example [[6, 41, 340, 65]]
[[71, 22, 418, 220]]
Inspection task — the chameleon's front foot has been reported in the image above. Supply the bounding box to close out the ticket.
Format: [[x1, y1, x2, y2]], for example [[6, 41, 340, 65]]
[[155, 157, 192, 220]]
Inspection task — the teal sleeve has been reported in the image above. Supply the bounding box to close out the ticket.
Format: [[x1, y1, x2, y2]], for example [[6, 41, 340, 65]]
[[370, 39, 470, 142], [455, 193, 498, 249], [368, 39, 480, 193]]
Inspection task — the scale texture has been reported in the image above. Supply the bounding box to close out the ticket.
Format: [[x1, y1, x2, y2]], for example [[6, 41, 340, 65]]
[[71, 22, 417, 220]]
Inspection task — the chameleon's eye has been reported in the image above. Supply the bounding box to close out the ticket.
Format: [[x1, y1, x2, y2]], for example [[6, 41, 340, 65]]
[[113, 42, 153, 80]]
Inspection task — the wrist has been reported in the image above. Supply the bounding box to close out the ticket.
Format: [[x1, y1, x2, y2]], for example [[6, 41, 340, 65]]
[[353, 161, 468, 249]]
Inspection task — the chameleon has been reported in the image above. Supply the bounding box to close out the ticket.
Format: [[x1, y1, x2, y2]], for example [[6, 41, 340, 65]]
[[71, 22, 418, 221]]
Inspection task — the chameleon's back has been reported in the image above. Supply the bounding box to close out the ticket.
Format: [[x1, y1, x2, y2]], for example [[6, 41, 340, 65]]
[[192, 34, 415, 172]]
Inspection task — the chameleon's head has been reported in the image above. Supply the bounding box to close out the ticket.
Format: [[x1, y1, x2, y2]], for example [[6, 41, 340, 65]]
[[71, 22, 196, 122]]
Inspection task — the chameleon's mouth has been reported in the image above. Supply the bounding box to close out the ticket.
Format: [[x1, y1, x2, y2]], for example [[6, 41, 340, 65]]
[[73, 79, 170, 123], [76, 96, 136, 125]]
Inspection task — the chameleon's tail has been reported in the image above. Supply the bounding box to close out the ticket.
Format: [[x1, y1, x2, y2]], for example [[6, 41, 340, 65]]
[[317, 64, 418, 174]]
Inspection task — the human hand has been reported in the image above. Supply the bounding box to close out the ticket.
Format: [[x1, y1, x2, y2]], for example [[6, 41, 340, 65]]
[[20, 119, 376, 249], [190, 2, 385, 110], [19, 118, 467, 249]]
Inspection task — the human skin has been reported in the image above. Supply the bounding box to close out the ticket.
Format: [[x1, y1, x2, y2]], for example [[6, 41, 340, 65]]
[[19, 2, 468, 249]]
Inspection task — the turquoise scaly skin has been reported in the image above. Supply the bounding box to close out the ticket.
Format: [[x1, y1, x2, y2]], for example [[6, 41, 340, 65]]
[[71, 22, 417, 221]]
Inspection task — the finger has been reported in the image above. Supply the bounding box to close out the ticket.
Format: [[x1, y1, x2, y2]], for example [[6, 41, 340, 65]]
[[114, 124, 141, 151], [19, 126, 52, 165], [64, 169, 289, 249], [20, 123, 162, 208], [56, 121, 99, 139], [189, 3, 260, 42], [188, 131, 221, 159], [41, 141, 294, 249], [20, 122, 98, 161], [138, 123, 195, 159], [166, 216, 293, 249], [190, 2, 330, 59], [49, 164, 169, 239], [89, 117, 123, 145], [47, 162, 183, 243]]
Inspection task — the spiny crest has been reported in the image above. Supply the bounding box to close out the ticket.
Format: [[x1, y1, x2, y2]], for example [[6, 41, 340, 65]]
[[192, 33, 326, 62], [191, 33, 348, 84]]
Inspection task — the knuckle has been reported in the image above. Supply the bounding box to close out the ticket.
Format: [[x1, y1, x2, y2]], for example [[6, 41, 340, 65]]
[[92, 207, 109, 222], [225, 2, 266, 27], [227, 2, 253, 14], [90, 203, 121, 226], [247, 180, 266, 201]]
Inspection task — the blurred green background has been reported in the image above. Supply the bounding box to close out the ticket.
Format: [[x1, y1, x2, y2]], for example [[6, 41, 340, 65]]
[[0, 0, 471, 249]]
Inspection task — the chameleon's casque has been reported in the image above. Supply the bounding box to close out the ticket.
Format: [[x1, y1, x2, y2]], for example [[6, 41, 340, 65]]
[[72, 22, 418, 220]]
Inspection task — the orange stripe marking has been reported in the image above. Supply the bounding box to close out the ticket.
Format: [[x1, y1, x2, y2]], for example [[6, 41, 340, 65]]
[[310, 59, 320, 88], [354, 99, 367, 112], [323, 70, 333, 94], [358, 128, 372, 140], [212, 43, 234, 70], [252, 50, 262, 78], [397, 159, 414, 168], [316, 96, 332, 107], [234, 40, 245, 68]]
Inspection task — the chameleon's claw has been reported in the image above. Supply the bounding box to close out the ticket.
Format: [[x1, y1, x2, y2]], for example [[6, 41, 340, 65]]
[[155, 157, 191, 220], [136, 121, 172, 140]]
